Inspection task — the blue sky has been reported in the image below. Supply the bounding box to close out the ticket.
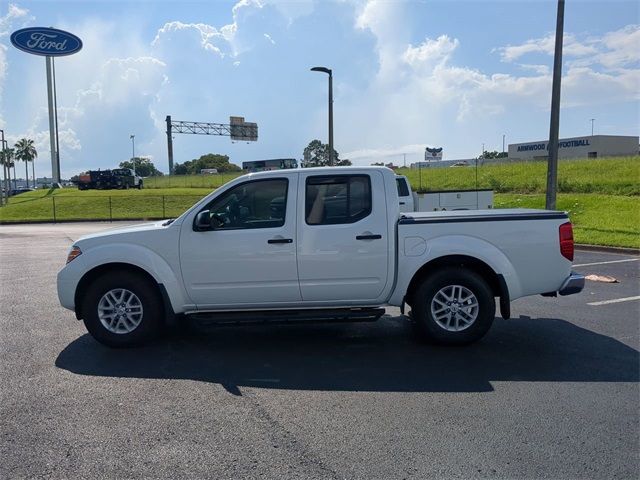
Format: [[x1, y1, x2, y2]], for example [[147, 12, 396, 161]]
[[1, 0, 638, 177]]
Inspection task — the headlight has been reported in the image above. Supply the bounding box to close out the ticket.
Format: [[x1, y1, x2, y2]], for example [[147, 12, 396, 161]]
[[66, 246, 82, 264]]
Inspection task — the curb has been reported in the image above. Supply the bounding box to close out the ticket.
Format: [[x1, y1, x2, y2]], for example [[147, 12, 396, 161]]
[[575, 244, 640, 256]]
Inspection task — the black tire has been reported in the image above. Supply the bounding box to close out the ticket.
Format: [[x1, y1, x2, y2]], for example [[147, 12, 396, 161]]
[[82, 271, 162, 347], [412, 267, 495, 345], [137, 181, 143, 190]]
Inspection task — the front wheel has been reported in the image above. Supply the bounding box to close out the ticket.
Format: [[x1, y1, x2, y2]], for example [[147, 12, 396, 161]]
[[412, 267, 495, 345], [81, 271, 162, 347]]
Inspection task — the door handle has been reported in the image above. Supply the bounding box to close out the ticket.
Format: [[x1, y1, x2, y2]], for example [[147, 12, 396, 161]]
[[356, 234, 382, 240], [399, 201, 406, 205], [268, 238, 293, 244]]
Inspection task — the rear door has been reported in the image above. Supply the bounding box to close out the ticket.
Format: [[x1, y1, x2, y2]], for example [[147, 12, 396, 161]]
[[296, 171, 389, 302], [396, 176, 414, 212]]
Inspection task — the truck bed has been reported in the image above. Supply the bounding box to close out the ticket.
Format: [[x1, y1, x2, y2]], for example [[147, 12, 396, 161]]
[[399, 208, 567, 223]]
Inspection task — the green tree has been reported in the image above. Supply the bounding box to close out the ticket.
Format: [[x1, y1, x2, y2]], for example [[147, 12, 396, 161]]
[[478, 150, 508, 160], [173, 153, 242, 175], [0, 147, 15, 194], [14, 138, 37, 188], [119, 157, 164, 177], [302, 139, 350, 167]]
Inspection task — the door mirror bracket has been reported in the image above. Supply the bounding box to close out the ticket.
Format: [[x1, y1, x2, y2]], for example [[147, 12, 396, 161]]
[[194, 210, 212, 231]]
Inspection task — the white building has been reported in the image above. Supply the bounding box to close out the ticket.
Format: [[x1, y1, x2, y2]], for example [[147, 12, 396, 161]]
[[508, 135, 638, 161]]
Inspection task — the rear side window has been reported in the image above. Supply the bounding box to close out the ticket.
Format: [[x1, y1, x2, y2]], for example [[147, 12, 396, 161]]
[[306, 175, 372, 225], [396, 178, 410, 197]]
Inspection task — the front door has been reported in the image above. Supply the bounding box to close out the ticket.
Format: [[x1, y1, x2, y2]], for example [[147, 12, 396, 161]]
[[179, 174, 301, 308], [296, 171, 389, 303]]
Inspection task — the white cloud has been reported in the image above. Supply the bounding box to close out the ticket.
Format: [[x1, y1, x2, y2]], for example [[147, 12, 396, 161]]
[[403, 35, 459, 71], [343, 143, 428, 162], [498, 33, 598, 62], [0, 3, 34, 129], [263, 33, 275, 45], [0, 3, 31, 36], [152, 22, 228, 57], [498, 25, 639, 70]]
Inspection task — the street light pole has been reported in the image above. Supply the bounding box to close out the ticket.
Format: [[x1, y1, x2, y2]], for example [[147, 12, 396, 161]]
[[311, 66, 334, 166], [130, 134, 136, 176], [546, 0, 565, 210], [590, 118, 595, 136], [502, 134, 506, 154]]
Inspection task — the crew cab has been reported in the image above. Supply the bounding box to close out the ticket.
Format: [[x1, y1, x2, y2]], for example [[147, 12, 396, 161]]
[[57, 167, 584, 347]]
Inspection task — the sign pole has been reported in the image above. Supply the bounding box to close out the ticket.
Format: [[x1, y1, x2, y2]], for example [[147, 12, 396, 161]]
[[45, 56, 59, 184], [545, 0, 565, 210], [166, 115, 174, 175]]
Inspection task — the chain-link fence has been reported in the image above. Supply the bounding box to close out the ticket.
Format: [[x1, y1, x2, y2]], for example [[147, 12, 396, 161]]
[[0, 194, 206, 223], [142, 173, 243, 189]]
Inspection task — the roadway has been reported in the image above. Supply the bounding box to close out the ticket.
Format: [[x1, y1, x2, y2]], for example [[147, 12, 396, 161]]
[[0, 222, 638, 479]]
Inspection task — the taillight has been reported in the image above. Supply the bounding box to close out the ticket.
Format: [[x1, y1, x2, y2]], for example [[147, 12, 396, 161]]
[[559, 222, 574, 261]]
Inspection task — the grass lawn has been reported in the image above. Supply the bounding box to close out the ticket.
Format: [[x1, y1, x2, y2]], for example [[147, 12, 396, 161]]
[[495, 193, 640, 248], [1, 157, 639, 248], [0, 187, 212, 222], [399, 156, 640, 195]]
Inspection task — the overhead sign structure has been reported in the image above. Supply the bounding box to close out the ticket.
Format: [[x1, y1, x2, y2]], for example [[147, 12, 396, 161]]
[[10, 27, 83, 184], [165, 115, 258, 174], [10, 27, 83, 56], [230, 116, 258, 142]]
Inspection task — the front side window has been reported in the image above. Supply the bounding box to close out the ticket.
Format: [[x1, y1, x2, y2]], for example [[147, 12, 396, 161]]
[[203, 178, 288, 229], [306, 175, 372, 225]]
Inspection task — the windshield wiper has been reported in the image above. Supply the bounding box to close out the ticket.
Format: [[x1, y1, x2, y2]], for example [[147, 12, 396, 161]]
[[162, 218, 175, 226]]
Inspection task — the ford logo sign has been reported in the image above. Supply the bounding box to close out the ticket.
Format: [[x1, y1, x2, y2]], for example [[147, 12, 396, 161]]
[[10, 27, 82, 57]]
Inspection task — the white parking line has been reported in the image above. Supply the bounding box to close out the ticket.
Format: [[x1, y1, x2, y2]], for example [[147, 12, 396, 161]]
[[587, 296, 640, 306], [574, 258, 639, 267]]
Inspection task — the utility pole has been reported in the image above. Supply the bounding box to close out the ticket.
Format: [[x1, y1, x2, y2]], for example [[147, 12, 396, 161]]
[[545, 0, 565, 210], [502, 134, 506, 154], [403, 153, 406, 168], [0, 130, 6, 206], [130, 135, 136, 176], [590, 118, 595, 136]]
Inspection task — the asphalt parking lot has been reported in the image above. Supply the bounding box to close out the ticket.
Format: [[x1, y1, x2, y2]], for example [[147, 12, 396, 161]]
[[1, 222, 638, 479]]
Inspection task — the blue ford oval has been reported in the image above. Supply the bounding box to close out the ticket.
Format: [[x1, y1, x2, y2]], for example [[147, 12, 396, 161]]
[[10, 27, 82, 57]]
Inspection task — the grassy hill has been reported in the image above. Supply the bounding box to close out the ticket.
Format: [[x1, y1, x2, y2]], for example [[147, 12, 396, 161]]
[[1, 156, 638, 247]]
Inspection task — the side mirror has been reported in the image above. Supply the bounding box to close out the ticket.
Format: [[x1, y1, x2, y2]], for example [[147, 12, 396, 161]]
[[194, 210, 212, 231]]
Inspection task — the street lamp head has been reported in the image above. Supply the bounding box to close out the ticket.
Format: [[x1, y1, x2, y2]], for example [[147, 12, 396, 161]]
[[311, 66, 332, 75], [130, 134, 135, 139]]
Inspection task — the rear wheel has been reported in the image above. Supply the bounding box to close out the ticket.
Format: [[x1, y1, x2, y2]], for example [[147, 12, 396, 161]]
[[82, 271, 162, 347], [412, 267, 495, 345]]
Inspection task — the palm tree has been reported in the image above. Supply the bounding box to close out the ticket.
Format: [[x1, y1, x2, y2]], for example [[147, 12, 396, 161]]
[[14, 138, 37, 188], [0, 147, 15, 195]]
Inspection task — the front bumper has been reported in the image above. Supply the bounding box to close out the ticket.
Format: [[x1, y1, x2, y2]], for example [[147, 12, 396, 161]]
[[558, 271, 585, 296]]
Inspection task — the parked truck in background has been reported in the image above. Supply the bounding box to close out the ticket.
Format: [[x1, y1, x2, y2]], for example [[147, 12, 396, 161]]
[[396, 175, 493, 212], [57, 166, 583, 348], [76, 168, 143, 190]]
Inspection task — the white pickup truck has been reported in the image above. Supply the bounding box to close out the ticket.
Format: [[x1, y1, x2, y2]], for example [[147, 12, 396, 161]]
[[57, 166, 584, 347]]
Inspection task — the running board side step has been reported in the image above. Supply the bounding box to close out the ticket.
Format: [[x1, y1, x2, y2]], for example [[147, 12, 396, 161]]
[[188, 308, 386, 326]]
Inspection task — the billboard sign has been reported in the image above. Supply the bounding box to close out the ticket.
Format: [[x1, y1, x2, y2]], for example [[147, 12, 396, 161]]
[[10, 27, 82, 57], [230, 116, 258, 142], [425, 147, 443, 161]]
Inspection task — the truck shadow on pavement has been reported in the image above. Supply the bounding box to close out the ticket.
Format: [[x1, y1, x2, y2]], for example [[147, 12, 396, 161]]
[[55, 315, 639, 394]]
